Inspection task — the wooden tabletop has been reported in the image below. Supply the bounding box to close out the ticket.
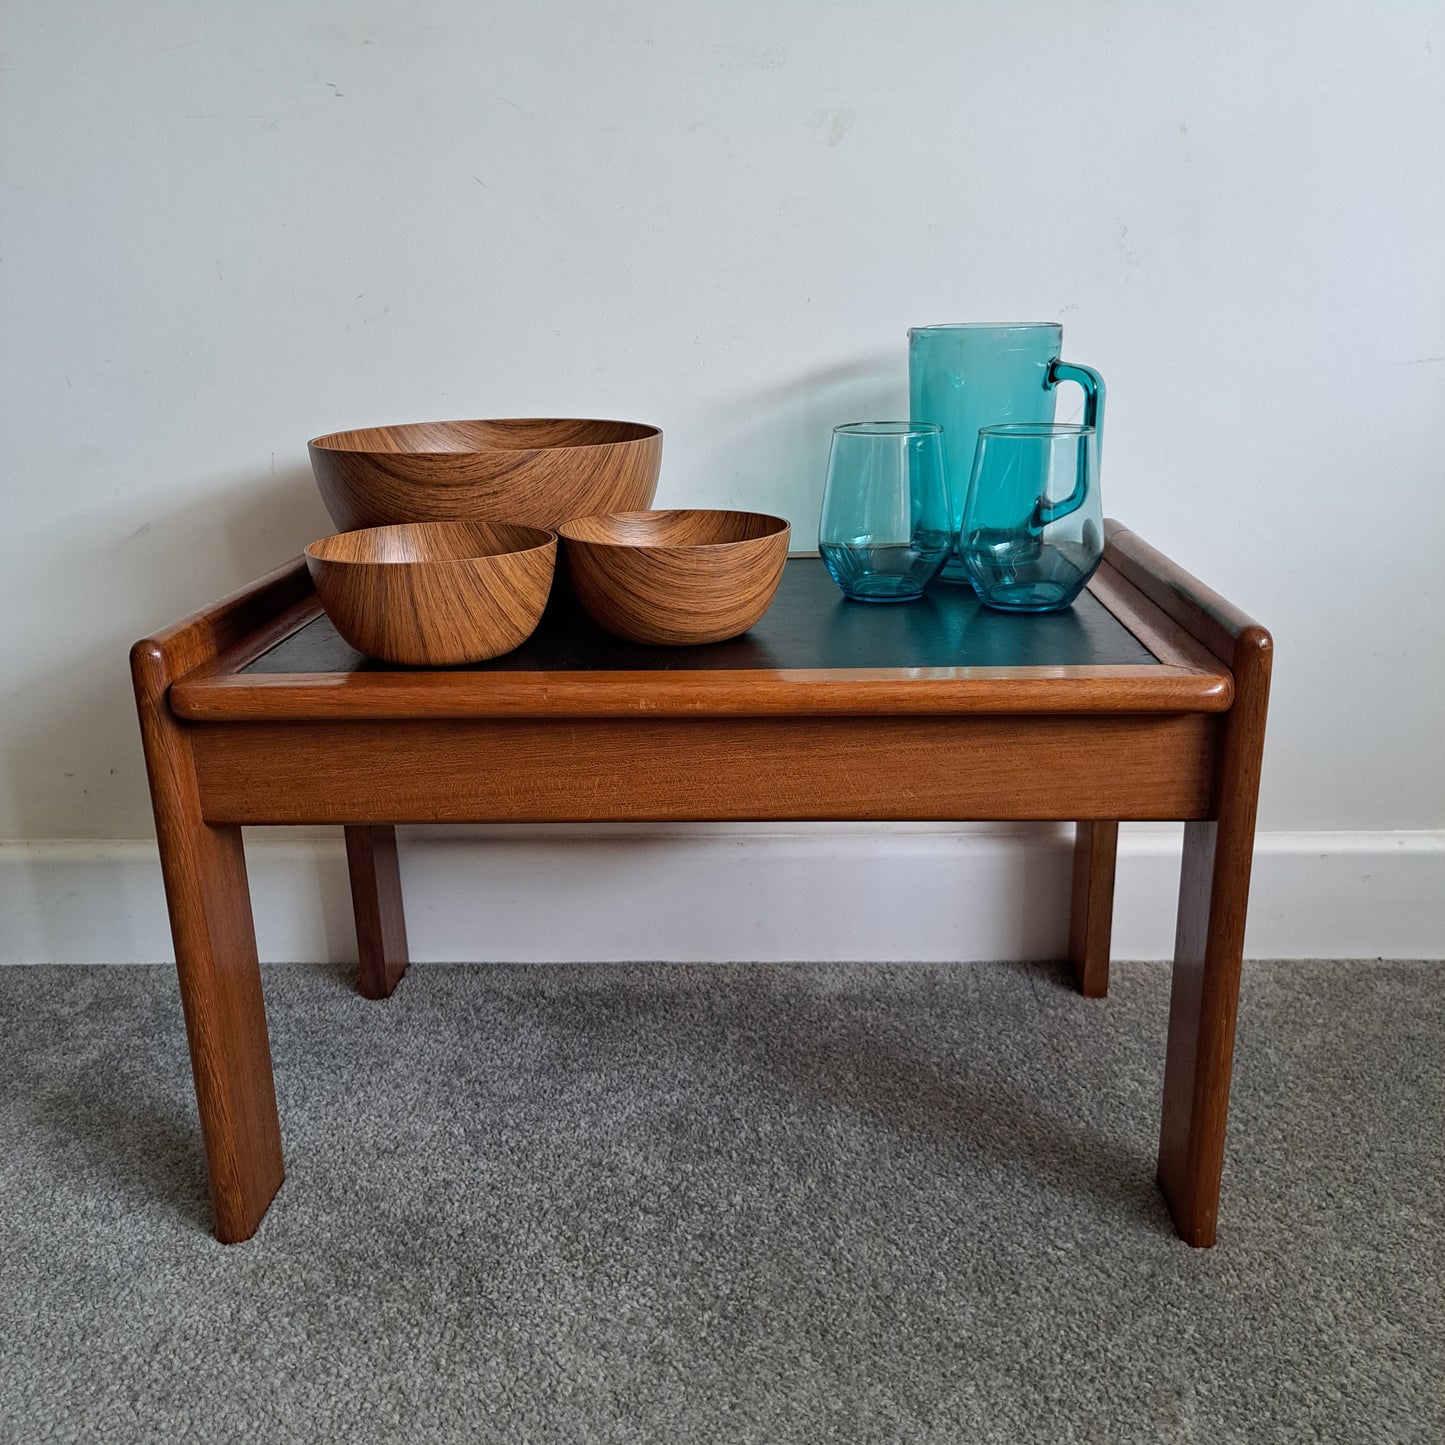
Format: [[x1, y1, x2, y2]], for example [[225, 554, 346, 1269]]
[[169, 547, 1233, 722]]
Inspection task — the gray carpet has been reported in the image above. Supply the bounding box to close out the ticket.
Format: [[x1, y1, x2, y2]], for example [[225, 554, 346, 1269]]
[[0, 959, 1440, 1444]]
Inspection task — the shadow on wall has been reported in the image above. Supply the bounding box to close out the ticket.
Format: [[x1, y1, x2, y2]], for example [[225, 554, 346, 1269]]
[[1, 466, 336, 847], [152, 463, 337, 616], [661, 349, 908, 543], [397, 823, 1077, 964]]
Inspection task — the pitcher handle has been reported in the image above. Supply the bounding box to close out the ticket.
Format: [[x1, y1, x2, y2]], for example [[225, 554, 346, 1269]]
[[1035, 361, 1105, 527]]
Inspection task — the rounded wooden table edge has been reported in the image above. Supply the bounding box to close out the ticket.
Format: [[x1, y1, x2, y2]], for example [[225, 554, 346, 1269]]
[[169, 664, 1234, 720]]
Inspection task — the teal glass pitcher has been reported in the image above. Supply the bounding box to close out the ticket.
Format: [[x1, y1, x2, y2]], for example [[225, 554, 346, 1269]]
[[908, 323, 1105, 584]]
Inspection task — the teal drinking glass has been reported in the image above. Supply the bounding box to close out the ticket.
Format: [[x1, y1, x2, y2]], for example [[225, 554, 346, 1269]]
[[908, 323, 1105, 583], [818, 422, 951, 602], [958, 423, 1103, 612]]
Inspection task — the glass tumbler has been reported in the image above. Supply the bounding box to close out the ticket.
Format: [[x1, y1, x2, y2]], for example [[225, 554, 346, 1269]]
[[958, 423, 1103, 612], [818, 422, 952, 602]]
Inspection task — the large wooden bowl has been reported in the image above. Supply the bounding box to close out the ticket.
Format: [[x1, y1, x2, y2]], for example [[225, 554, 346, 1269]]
[[557, 510, 791, 645], [308, 418, 662, 531], [304, 522, 556, 666]]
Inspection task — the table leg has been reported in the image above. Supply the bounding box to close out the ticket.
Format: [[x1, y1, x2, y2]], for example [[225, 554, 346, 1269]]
[[133, 642, 284, 1244], [1157, 819, 1256, 1246], [345, 825, 410, 999], [167, 824, 284, 1242], [1068, 821, 1117, 998], [1156, 629, 1271, 1248]]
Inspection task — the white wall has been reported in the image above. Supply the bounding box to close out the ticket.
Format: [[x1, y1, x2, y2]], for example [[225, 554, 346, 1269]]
[[2, 3, 1442, 956]]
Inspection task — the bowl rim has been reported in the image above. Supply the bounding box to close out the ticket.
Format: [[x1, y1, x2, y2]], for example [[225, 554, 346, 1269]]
[[305, 520, 558, 566], [556, 509, 791, 551], [307, 418, 662, 453]]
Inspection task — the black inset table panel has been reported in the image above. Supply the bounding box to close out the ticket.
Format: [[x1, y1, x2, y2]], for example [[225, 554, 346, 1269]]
[[245, 557, 1156, 675]]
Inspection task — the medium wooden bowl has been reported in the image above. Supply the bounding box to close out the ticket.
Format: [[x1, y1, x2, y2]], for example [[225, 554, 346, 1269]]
[[557, 510, 791, 645], [308, 418, 662, 531], [304, 522, 556, 666]]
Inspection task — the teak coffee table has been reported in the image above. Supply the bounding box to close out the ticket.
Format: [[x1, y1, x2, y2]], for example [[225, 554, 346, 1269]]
[[131, 521, 1271, 1247]]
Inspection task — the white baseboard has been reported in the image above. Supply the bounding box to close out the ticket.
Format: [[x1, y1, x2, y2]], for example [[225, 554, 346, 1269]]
[[1, 826, 1440, 966]]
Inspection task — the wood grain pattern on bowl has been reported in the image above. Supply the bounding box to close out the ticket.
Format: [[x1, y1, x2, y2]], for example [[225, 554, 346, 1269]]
[[308, 418, 662, 531], [305, 521, 556, 666], [557, 509, 791, 645]]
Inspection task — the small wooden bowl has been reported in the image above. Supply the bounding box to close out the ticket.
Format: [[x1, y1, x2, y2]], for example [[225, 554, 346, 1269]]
[[308, 418, 662, 532], [557, 510, 791, 645], [305, 522, 556, 666]]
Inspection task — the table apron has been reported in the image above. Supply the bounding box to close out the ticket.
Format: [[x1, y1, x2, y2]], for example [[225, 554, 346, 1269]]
[[189, 713, 1220, 824]]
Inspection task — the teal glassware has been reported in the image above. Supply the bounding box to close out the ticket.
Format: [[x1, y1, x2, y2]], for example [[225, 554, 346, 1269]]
[[958, 423, 1103, 611], [818, 422, 951, 602], [908, 323, 1105, 584]]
